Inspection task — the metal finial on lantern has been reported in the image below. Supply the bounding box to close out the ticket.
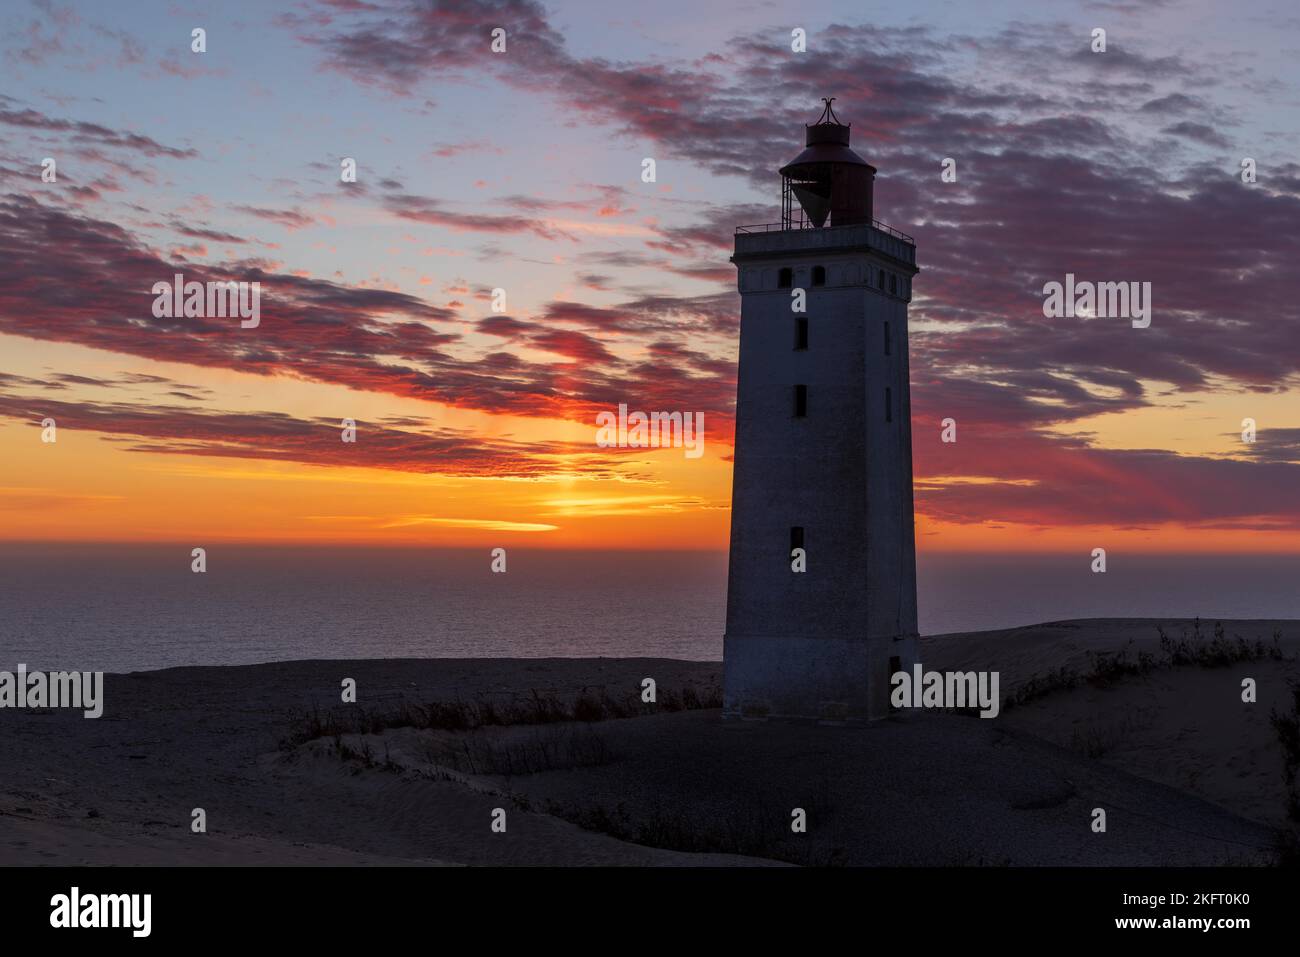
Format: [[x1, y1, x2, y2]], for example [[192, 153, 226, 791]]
[[816, 97, 841, 126]]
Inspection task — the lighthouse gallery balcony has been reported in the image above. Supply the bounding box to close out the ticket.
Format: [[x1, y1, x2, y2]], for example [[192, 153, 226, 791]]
[[733, 220, 916, 267]]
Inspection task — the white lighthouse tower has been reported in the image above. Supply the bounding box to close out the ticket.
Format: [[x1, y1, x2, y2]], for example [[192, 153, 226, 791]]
[[723, 99, 920, 722]]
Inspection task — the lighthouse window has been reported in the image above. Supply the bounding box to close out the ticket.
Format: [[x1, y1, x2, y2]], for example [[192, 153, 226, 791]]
[[889, 274, 898, 295], [778, 267, 793, 289], [885, 387, 893, 423], [884, 321, 891, 355], [812, 265, 826, 286], [790, 526, 804, 552], [794, 317, 808, 350], [794, 384, 807, 417]]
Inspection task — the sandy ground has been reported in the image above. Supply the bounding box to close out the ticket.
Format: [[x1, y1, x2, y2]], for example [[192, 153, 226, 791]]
[[2, 619, 1296, 866], [926, 619, 1300, 825]]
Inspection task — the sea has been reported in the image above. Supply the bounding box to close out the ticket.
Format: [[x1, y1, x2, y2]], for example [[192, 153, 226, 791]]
[[1, 545, 1297, 672]]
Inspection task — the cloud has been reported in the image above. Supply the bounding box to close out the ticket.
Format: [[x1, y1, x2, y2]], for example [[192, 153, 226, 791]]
[[0, 95, 197, 158], [527, 329, 617, 363], [0, 195, 739, 433], [166, 221, 249, 244], [379, 516, 558, 531], [1160, 121, 1232, 148], [1242, 427, 1300, 466], [0, 391, 640, 481], [386, 193, 577, 240], [0, 486, 124, 511], [916, 428, 1300, 529], [231, 205, 316, 230]]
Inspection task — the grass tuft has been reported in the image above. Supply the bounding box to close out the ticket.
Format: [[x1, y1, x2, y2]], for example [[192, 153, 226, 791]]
[[1003, 622, 1289, 712], [281, 681, 723, 750]]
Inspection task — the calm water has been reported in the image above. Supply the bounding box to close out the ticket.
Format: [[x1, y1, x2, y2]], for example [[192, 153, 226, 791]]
[[1, 545, 1297, 672]]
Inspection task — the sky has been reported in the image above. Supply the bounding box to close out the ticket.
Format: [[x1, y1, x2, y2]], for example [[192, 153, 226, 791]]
[[1, 0, 1299, 553]]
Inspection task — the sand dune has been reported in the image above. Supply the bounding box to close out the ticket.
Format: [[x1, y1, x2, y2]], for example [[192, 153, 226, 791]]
[[1, 618, 1296, 866]]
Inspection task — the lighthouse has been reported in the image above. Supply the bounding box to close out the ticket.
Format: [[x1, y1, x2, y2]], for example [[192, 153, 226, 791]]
[[723, 99, 920, 722]]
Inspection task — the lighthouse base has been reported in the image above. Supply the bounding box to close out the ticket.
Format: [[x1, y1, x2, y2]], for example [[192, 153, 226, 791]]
[[722, 632, 919, 723]]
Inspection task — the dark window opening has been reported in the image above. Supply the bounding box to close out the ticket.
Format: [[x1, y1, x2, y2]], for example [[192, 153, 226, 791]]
[[794, 317, 808, 350], [790, 526, 804, 552], [878, 268, 885, 288], [884, 320, 891, 355], [889, 274, 898, 295], [794, 384, 807, 418], [885, 386, 892, 423], [778, 267, 793, 289], [812, 265, 826, 286]]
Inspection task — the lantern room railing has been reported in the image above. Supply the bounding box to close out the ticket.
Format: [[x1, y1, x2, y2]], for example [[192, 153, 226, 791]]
[[733, 219, 917, 267], [735, 219, 914, 244]]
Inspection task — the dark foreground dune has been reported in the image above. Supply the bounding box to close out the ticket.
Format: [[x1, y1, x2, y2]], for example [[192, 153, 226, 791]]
[[2, 619, 1297, 866]]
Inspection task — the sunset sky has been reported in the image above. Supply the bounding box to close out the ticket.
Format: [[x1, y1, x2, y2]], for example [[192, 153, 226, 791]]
[[2, 0, 1299, 553]]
